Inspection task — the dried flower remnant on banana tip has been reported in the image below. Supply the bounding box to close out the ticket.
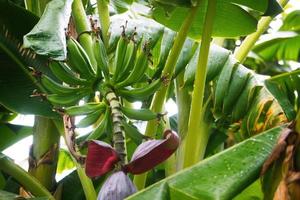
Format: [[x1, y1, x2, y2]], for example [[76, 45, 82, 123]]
[[85, 129, 180, 199]]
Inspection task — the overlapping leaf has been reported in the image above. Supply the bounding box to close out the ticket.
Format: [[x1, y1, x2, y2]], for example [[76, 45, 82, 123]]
[[253, 10, 300, 61], [0, 123, 32, 151], [149, 0, 282, 38], [127, 125, 285, 200], [183, 43, 289, 137]]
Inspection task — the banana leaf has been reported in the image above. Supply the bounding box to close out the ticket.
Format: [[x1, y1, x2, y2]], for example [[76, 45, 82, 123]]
[[253, 10, 300, 61], [24, 0, 73, 60], [0, 123, 32, 151], [149, 0, 282, 38], [0, 0, 58, 117], [127, 125, 285, 200]]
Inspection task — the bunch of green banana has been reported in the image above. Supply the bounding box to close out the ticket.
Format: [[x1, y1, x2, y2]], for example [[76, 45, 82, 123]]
[[40, 71, 92, 106], [67, 37, 97, 79], [115, 39, 137, 83], [115, 46, 148, 88]]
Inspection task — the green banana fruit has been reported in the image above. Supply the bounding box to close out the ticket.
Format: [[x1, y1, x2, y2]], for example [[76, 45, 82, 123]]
[[76, 109, 104, 128], [47, 90, 89, 106], [115, 48, 149, 88], [65, 102, 107, 116], [49, 61, 89, 86], [112, 36, 128, 82], [93, 38, 109, 78], [116, 79, 162, 102], [115, 39, 136, 82], [87, 108, 110, 140], [121, 120, 145, 144], [41, 75, 82, 94], [121, 106, 158, 121], [67, 37, 96, 79]]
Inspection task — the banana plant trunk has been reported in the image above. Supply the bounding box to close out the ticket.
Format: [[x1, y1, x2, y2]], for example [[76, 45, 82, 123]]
[[28, 116, 60, 191]]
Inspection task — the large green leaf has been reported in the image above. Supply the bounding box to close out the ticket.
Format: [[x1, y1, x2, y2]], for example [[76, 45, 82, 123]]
[[0, 0, 58, 117], [233, 180, 263, 200], [127, 125, 285, 200], [279, 10, 300, 32], [252, 31, 300, 61], [253, 10, 300, 61], [0, 123, 32, 151], [150, 0, 282, 38], [183, 43, 289, 137], [24, 0, 73, 60], [264, 69, 300, 120]]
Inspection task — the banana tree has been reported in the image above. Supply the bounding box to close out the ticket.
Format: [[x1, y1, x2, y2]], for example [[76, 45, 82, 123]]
[[0, 0, 300, 200]]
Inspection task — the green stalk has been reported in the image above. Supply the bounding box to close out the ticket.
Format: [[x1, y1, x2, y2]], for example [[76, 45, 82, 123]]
[[29, 117, 60, 191], [72, 0, 97, 68], [97, 0, 110, 49], [183, 0, 216, 168], [175, 71, 191, 171], [133, 5, 199, 190], [0, 155, 54, 199], [234, 0, 289, 63], [74, 159, 97, 200]]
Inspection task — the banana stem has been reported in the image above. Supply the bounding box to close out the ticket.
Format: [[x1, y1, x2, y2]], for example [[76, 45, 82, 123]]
[[72, 0, 97, 68], [97, 0, 110, 49], [175, 71, 191, 170], [183, 0, 216, 168], [29, 116, 60, 190], [106, 90, 127, 164], [0, 155, 55, 200], [233, 0, 289, 63], [133, 5, 199, 190]]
